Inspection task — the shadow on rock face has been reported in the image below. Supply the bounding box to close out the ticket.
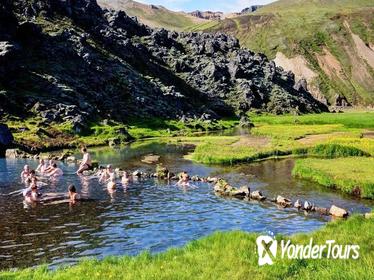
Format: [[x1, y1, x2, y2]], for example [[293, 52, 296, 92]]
[[0, 124, 14, 157]]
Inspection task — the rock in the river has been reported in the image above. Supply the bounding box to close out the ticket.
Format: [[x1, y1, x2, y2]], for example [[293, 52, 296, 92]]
[[314, 207, 329, 215], [142, 154, 160, 164], [294, 199, 302, 209], [133, 170, 142, 177], [276, 195, 292, 207], [230, 186, 250, 197], [250, 190, 266, 201], [303, 200, 313, 211], [329, 205, 349, 218]]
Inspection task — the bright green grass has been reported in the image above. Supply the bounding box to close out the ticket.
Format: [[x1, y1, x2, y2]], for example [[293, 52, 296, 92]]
[[184, 113, 374, 164], [251, 112, 374, 129], [252, 124, 344, 140], [1, 214, 373, 279], [293, 157, 374, 198]]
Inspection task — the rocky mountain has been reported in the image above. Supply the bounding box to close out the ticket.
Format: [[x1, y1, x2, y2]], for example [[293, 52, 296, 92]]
[[240, 6, 263, 14], [188, 11, 224, 21], [195, 0, 374, 106], [0, 0, 327, 135], [97, 0, 206, 31]]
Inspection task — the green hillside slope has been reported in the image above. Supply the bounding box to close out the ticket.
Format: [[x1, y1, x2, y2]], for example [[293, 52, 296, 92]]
[[98, 0, 206, 30], [191, 0, 374, 106]]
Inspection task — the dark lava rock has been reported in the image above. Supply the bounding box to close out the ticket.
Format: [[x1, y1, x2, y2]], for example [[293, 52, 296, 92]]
[[0, 0, 328, 131], [0, 124, 14, 157]]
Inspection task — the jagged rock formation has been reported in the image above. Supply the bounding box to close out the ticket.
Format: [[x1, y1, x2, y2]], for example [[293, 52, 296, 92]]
[[188, 10, 224, 20], [0, 0, 327, 129], [200, 0, 374, 106], [238, 6, 263, 15]]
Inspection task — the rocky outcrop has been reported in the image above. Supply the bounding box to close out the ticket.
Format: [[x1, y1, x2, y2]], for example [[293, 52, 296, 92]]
[[0, 0, 327, 130], [0, 124, 14, 157], [240, 6, 263, 14], [188, 10, 223, 20]]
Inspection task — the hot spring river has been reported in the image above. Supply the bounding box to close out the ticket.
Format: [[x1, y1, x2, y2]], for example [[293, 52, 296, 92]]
[[0, 141, 372, 269]]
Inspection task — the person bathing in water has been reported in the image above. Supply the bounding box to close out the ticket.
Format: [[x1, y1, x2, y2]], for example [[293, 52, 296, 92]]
[[76, 147, 92, 175], [121, 171, 131, 185], [100, 165, 115, 183], [20, 165, 31, 182], [47, 163, 63, 177], [36, 159, 47, 174], [44, 159, 55, 173], [178, 171, 190, 186], [68, 184, 81, 203], [24, 181, 42, 203]]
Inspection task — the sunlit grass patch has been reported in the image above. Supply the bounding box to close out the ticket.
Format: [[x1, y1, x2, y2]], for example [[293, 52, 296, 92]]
[[251, 112, 374, 129], [252, 124, 344, 140], [293, 157, 374, 198]]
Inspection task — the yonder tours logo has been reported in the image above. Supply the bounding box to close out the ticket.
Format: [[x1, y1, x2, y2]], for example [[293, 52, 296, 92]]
[[256, 235, 360, 266]]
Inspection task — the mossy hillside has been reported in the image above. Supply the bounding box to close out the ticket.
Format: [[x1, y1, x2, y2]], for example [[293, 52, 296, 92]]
[[1, 214, 373, 279], [193, 0, 374, 105]]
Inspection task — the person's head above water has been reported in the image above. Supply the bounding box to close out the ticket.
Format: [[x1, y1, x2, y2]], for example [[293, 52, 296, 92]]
[[31, 184, 37, 191], [30, 170, 36, 175], [52, 163, 57, 168], [68, 184, 76, 193], [107, 164, 113, 171], [23, 165, 30, 172]]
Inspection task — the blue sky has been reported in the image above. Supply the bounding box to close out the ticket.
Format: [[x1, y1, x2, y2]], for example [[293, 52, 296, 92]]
[[137, 0, 276, 13]]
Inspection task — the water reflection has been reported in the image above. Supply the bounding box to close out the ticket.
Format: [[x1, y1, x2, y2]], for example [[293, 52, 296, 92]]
[[0, 142, 372, 269]]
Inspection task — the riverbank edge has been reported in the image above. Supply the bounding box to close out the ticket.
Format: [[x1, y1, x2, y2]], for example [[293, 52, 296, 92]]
[[1, 213, 373, 279], [292, 157, 374, 199], [2, 118, 240, 156]]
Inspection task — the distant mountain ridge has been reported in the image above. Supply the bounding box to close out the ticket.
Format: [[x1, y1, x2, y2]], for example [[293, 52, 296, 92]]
[[97, 0, 206, 30]]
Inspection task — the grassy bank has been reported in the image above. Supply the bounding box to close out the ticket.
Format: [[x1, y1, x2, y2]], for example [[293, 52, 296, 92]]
[[250, 111, 374, 128], [180, 112, 374, 164], [293, 157, 374, 199], [3, 116, 238, 151], [1, 214, 373, 279]]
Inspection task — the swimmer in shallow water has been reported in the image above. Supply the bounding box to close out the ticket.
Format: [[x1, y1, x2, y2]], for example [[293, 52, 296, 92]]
[[24, 182, 42, 203], [100, 164, 115, 183], [20, 165, 31, 182], [36, 159, 47, 174], [178, 171, 190, 186], [68, 184, 81, 203], [121, 171, 131, 184], [44, 159, 55, 173], [47, 163, 64, 177]]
